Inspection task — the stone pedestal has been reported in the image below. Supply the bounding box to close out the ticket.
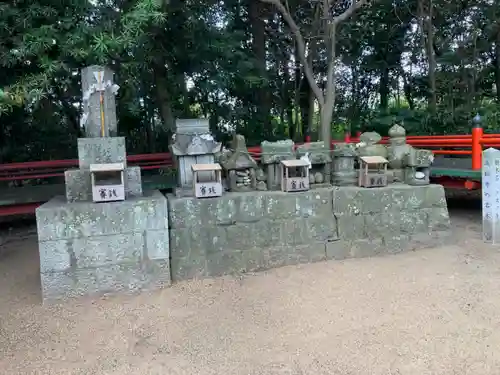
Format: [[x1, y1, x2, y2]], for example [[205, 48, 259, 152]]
[[167, 184, 451, 282], [64, 137, 142, 202], [36, 191, 170, 302]]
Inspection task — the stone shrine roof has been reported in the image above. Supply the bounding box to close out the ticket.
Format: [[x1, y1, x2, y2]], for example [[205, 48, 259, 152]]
[[170, 133, 221, 156]]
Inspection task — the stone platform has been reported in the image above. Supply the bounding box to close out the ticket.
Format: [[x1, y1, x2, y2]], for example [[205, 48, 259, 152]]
[[168, 184, 451, 282], [35, 190, 170, 302]]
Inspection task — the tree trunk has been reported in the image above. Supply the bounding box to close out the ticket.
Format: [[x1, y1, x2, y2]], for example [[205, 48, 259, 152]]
[[249, 0, 270, 131], [379, 66, 390, 110], [419, 0, 437, 113], [321, 22, 337, 149], [153, 66, 175, 133]]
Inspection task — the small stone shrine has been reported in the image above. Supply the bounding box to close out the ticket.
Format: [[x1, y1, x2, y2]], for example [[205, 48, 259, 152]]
[[332, 143, 358, 186], [358, 156, 389, 188], [35, 65, 170, 303], [170, 118, 221, 197], [260, 139, 295, 190], [219, 134, 258, 192], [280, 159, 310, 192], [295, 142, 331, 187]]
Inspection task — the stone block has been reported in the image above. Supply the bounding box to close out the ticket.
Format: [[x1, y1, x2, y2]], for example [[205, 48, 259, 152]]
[[332, 187, 361, 215], [252, 220, 283, 248], [289, 243, 326, 264], [295, 188, 333, 218], [39, 241, 72, 272], [145, 229, 169, 260], [206, 251, 245, 277], [77, 137, 126, 169], [355, 188, 393, 214], [40, 260, 170, 302], [336, 214, 365, 240], [234, 193, 265, 223], [264, 193, 298, 220], [167, 195, 204, 229], [36, 191, 168, 241], [350, 238, 385, 258], [125, 167, 143, 198], [325, 241, 351, 260], [262, 246, 290, 270], [424, 184, 447, 208], [281, 219, 309, 246], [65, 169, 92, 202], [382, 235, 413, 254], [391, 184, 428, 211], [306, 216, 338, 242], [41, 232, 143, 269], [426, 207, 451, 231], [170, 256, 206, 282]]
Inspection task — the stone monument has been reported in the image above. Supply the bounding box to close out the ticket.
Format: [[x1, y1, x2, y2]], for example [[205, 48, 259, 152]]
[[35, 65, 170, 303], [260, 139, 295, 190], [170, 119, 221, 197], [332, 143, 358, 186], [482, 148, 500, 243], [295, 142, 331, 187]]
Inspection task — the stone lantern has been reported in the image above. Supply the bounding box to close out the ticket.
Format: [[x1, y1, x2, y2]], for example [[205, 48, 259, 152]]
[[332, 143, 357, 186]]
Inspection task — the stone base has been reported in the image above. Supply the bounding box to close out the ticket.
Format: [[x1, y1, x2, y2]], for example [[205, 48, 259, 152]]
[[35, 190, 169, 303], [175, 187, 194, 198], [77, 137, 126, 169], [65, 167, 142, 202], [167, 184, 451, 282]]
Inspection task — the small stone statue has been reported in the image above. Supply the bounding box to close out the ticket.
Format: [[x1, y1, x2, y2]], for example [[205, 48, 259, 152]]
[[387, 123, 413, 182], [355, 132, 388, 159]]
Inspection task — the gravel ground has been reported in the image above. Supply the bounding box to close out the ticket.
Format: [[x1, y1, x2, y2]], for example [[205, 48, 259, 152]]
[[1, 194, 499, 375]]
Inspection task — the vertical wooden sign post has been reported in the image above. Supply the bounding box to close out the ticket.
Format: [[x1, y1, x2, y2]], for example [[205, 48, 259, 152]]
[[482, 148, 500, 244]]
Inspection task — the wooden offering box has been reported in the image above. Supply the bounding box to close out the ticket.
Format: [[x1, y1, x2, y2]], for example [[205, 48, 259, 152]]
[[358, 156, 389, 188], [90, 162, 125, 202], [192, 163, 223, 198], [280, 159, 310, 192]]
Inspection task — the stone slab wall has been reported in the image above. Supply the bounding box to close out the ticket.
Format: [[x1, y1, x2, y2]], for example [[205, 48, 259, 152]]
[[168, 184, 451, 282], [36, 190, 170, 302], [327, 184, 451, 260], [168, 188, 337, 281]]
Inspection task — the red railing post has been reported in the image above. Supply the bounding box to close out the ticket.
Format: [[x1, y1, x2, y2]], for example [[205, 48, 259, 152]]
[[344, 132, 351, 143], [471, 114, 483, 170]]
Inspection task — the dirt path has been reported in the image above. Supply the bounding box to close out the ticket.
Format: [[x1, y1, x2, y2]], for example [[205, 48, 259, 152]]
[[1, 206, 499, 375]]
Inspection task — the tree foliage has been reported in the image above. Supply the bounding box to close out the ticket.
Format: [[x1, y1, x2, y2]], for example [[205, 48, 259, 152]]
[[1, 0, 500, 162]]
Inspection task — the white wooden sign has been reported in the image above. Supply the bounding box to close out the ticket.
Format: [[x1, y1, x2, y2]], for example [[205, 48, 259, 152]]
[[285, 177, 310, 192], [194, 182, 223, 198], [482, 148, 500, 243], [92, 184, 125, 202]]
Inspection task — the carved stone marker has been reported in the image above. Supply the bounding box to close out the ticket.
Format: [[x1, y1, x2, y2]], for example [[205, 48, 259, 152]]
[[482, 148, 500, 243], [80, 65, 119, 138]]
